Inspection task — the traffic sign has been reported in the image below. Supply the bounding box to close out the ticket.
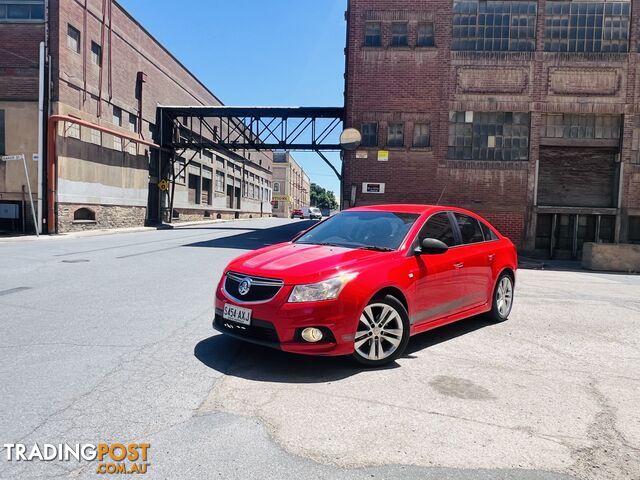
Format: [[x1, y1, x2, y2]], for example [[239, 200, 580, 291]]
[[1, 154, 25, 162]]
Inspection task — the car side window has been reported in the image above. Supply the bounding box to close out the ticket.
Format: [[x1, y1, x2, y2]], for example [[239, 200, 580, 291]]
[[455, 214, 484, 245], [418, 212, 457, 247], [479, 221, 498, 241]]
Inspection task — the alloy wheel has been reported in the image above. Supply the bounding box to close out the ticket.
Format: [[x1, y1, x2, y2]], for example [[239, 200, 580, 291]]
[[496, 276, 513, 317], [354, 303, 404, 361]]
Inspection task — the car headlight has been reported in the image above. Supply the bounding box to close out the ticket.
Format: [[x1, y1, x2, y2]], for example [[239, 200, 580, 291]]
[[288, 273, 357, 303]]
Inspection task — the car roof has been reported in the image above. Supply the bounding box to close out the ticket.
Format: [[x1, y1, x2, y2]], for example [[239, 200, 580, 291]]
[[347, 204, 445, 215]]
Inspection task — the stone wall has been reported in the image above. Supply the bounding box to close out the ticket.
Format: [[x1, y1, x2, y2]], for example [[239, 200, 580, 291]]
[[57, 204, 146, 233]]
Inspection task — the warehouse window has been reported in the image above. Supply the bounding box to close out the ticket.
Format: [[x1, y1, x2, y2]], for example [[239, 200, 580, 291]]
[[112, 106, 122, 127], [542, 114, 621, 140], [0, 110, 4, 155], [364, 22, 382, 47], [452, 1, 537, 52], [387, 123, 405, 148], [448, 111, 530, 161], [90, 128, 101, 145], [361, 122, 378, 147], [65, 121, 80, 139], [67, 24, 80, 53], [413, 123, 431, 148], [90, 41, 102, 65], [417, 22, 435, 47], [544, 2, 630, 53], [273, 182, 280, 193], [215, 171, 225, 193], [128, 113, 137, 133], [0, 1, 44, 21], [391, 22, 408, 47], [629, 217, 640, 244]]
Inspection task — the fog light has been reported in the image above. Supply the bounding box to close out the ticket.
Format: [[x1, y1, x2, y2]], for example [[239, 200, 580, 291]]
[[301, 327, 324, 343]]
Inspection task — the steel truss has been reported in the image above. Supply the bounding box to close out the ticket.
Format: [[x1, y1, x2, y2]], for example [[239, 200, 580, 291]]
[[159, 106, 345, 180]]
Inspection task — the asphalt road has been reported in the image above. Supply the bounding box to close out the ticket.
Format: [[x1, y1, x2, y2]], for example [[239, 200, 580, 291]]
[[0, 218, 638, 480]]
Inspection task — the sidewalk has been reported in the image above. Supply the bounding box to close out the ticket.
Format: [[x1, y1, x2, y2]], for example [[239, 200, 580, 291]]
[[0, 217, 263, 243]]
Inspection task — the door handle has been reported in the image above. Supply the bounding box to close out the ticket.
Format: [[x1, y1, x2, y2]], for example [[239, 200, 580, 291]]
[[453, 262, 464, 269], [488, 254, 496, 262]]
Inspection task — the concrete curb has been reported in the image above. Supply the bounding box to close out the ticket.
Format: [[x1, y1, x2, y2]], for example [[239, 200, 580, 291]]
[[0, 217, 268, 243]]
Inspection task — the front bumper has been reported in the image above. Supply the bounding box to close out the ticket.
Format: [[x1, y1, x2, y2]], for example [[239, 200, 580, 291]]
[[214, 286, 359, 356]]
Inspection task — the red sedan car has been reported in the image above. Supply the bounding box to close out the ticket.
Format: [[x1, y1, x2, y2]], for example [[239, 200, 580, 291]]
[[214, 205, 517, 367]]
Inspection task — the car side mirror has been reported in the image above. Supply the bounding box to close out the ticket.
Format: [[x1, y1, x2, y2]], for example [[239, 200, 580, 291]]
[[415, 238, 449, 255]]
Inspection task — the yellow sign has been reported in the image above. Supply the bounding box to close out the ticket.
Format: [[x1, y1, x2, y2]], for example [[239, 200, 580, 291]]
[[158, 179, 170, 191], [377, 150, 389, 162], [273, 194, 291, 202]]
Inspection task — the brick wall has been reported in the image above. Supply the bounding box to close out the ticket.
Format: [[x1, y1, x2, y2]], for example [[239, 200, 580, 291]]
[[344, 0, 640, 248], [47, 0, 273, 231], [0, 23, 43, 101]]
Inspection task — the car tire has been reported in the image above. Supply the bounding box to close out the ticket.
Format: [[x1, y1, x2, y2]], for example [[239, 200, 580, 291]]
[[351, 294, 410, 368], [486, 272, 514, 322]]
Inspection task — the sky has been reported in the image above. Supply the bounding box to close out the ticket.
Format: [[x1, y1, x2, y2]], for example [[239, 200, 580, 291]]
[[118, 0, 347, 196]]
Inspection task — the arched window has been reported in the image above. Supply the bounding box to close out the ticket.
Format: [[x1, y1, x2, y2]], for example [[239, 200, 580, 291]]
[[73, 207, 95, 222]]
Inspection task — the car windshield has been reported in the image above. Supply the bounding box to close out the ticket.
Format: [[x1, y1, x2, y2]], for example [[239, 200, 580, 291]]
[[295, 211, 420, 250]]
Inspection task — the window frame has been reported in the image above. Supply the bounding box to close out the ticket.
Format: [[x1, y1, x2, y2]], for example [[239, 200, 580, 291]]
[[453, 212, 486, 246], [90, 41, 102, 66], [387, 122, 405, 148], [448, 111, 531, 161], [416, 22, 435, 47], [67, 24, 81, 54], [413, 210, 501, 254], [452, 0, 538, 52], [543, 1, 630, 54], [215, 171, 225, 193], [361, 122, 379, 147], [413, 123, 431, 148], [390, 22, 409, 47], [364, 21, 382, 47], [0, 1, 45, 22], [416, 212, 458, 248]]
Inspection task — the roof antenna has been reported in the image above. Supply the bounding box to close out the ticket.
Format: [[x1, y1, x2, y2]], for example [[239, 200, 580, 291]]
[[436, 185, 447, 206]]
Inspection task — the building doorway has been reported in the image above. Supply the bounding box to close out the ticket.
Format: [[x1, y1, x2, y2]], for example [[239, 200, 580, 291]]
[[535, 213, 615, 259]]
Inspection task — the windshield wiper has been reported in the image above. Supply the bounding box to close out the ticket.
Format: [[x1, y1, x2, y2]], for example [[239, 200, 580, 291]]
[[358, 245, 394, 252], [297, 241, 348, 248]]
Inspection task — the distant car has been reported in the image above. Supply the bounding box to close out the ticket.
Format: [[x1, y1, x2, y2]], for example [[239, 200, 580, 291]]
[[304, 207, 322, 220], [291, 209, 304, 219], [214, 204, 518, 367]]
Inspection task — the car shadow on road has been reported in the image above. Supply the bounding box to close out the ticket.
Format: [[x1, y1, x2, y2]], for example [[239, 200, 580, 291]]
[[194, 315, 493, 383], [184, 220, 317, 251], [194, 335, 375, 383], [404, 314, 493, 356]]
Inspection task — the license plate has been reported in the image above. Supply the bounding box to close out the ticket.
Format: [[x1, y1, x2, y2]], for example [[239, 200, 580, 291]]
[[223, 304, 252, 326]]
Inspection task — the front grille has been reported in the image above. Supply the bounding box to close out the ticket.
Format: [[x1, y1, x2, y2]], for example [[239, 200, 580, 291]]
[[214, 315, 279, 344], [224, 272, 283, 303]]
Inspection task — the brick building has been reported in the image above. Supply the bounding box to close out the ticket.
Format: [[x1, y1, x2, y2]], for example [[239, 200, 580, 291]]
[[272, 152, 311, 217], [344, 0, 640, 258], [0, 0, 272, 234]]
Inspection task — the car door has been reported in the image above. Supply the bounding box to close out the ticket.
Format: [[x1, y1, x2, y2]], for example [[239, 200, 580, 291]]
[[451, 213, 493, 309], [409, 212, 467, 325]]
